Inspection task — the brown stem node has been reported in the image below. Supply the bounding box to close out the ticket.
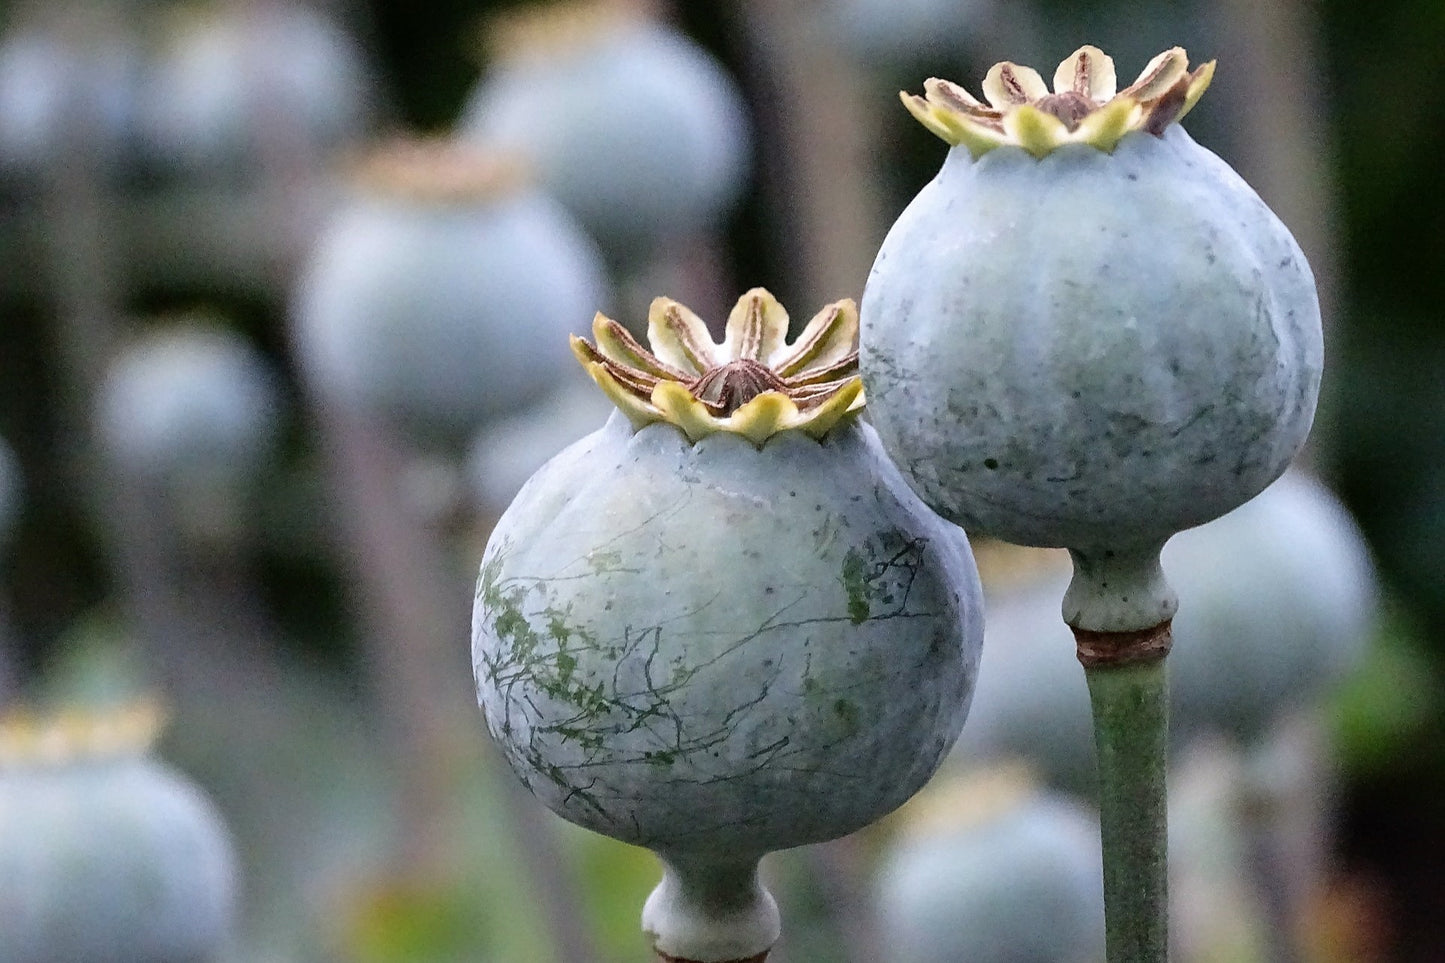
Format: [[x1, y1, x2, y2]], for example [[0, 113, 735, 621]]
[[1073, 620, 1173, 669]]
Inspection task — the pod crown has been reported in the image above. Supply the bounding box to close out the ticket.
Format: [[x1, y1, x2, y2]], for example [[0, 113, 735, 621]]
[[903, 46, 1215, 158], [572, 289, 864, 446], [0, 700, 164, 768]]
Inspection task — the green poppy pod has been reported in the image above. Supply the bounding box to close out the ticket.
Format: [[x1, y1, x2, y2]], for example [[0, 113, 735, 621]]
[[875, 766, 1105, 963], [0, 702, 238, 963], [0, 9, 146, 178], [473, 290, 983, 962], [953, 472, 1375, 786], [95, 321, 281, 484], [860, 47, 1322, 632], [139, 2, 373, 180], [293, 140, 608, 448], [459, 0, 750, 270]]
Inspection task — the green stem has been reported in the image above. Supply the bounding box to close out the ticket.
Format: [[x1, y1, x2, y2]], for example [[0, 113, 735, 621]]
[[1084, 652, 1170, 963]]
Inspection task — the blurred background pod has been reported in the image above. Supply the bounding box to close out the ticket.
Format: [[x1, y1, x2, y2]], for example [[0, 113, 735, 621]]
[[464, 377, 615, 523], [951, 470, 1378, 958], [1164, 469, 1378, 745], [0, 1, 150, 303], [139, 0, 375, 182], [953, 470, 1378, 786], [292, 138, 608, 452], [124, 0, 379, 299], [94, 318, 284, 551], [290, 137, 610, 960], [458, 0, 751, 287], [872, 764, 1105, 963], [83, 319, 394, 961], [0, 700, 239, 963], [0, 3, 147, 181]]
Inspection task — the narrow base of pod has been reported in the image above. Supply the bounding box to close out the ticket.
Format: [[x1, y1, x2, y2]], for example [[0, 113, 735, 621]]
[[642, 853, 780, 963]]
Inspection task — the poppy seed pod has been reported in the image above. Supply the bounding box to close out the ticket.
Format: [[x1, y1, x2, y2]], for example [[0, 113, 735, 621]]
[[459, 0, 750, 269], [473, 290, 983, 962], [1163, 471, 1376, 742], [952, 471, 1376, 786], [95, 321, 281, 484], [293, 140, 608, 447], [0, 9, 146, 177], [874, 766, 1105, 963], [0, 702, 238, 963], [139, 2, 373, 179], [860, 47, 1322, 632]]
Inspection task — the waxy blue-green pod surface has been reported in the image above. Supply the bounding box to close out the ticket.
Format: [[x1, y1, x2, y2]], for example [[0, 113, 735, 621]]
[[861, 48, 1322, 560], [478, 412, 980, 848], [473, 291, 983, 962]]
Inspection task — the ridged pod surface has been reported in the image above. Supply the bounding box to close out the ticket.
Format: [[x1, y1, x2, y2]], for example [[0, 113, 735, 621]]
[[861, 48, 1322, 631], [864, 121, 1319, 549], [473, 291, 982, 962]]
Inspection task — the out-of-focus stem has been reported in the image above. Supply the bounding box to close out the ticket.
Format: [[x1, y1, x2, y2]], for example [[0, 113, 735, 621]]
[[1239, 710, 1333, 963], [36, 13, 200, 693], [1078, 635, 1171, 963], [0, 601, 16, 700], [736, 0, 884, 310], [308, 404, 471, 875], [1213, 0, 1339, 472]]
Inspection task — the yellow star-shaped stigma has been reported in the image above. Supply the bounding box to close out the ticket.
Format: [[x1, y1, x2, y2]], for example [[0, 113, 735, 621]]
[[572, 289, 864, 446]]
